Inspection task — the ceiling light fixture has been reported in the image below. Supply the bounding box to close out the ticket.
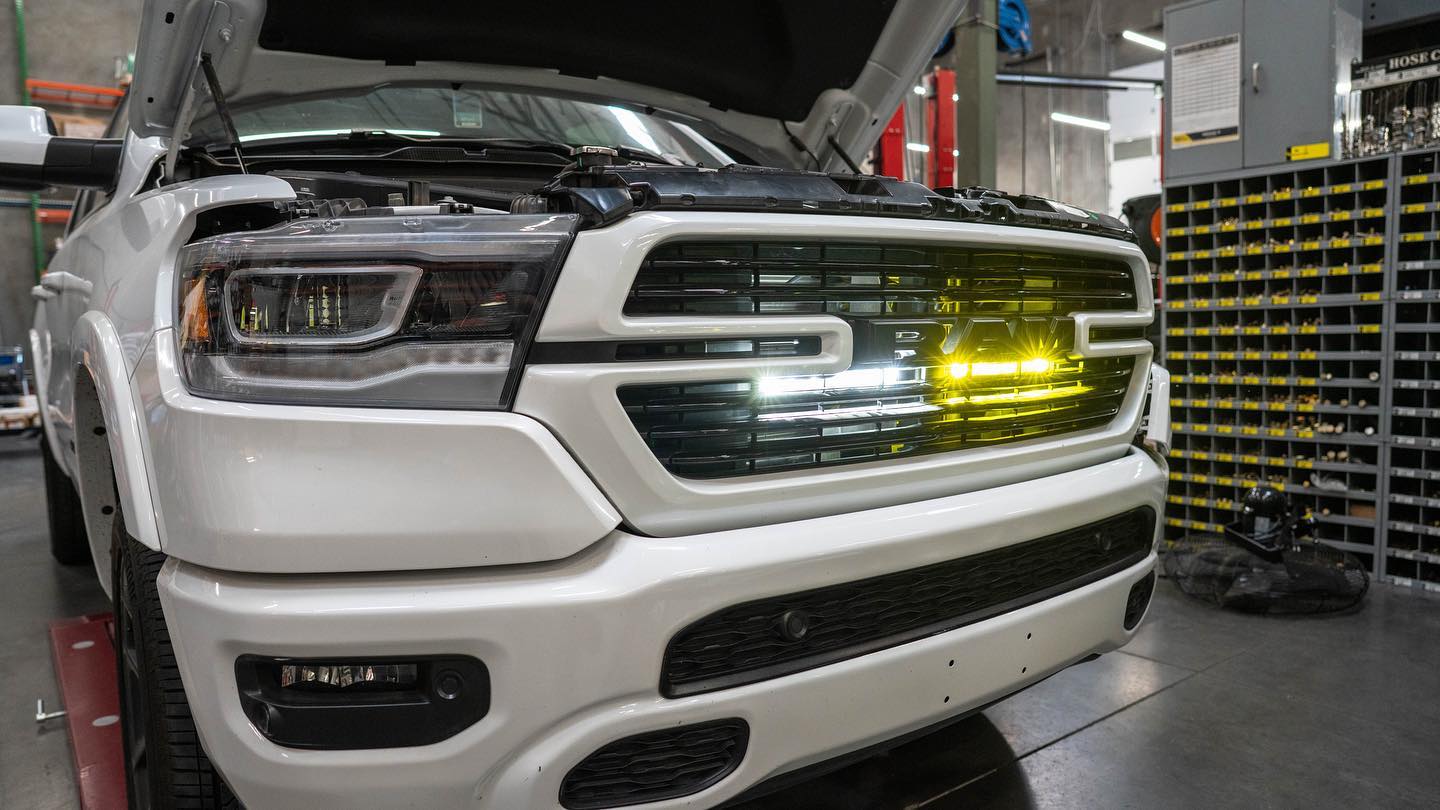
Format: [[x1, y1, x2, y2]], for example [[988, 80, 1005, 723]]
[[1122, 30, 1166, 51], [1050, 112, 1112, 131]]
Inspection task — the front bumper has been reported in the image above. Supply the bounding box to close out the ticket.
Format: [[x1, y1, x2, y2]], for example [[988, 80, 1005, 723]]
[[158, 446, 1165, 810]]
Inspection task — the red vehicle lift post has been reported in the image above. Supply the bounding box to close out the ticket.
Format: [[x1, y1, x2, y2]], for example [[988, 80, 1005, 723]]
[[928, 69, 957, 189], [874, 105, 908, 180]]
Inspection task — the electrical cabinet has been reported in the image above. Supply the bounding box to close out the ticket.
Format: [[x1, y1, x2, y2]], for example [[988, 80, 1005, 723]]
[[1163, 0, 1362, 180]]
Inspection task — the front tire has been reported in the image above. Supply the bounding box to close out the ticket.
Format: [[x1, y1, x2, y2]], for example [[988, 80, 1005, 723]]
[[112, 510, 239, 809], [41, 436, 91, 566]]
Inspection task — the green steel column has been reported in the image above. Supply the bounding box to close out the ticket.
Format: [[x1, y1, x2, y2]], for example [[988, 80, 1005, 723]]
[[950, 0, 998, 189], [14, 0, 44, 280]]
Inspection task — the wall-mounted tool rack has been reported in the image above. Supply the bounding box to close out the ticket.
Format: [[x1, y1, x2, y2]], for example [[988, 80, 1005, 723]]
[[1162, 153, 1396, 581], [1385, 148, 1440, 592]]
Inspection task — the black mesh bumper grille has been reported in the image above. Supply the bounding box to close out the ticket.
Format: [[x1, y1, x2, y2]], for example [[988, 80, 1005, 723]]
[[559, 719, 749, 809], [661, 507, 1155, 697]]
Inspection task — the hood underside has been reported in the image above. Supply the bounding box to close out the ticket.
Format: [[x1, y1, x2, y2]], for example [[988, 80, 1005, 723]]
[[131, 0, 964, 169]]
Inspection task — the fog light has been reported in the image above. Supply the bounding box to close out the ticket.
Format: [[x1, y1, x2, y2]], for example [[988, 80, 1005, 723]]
[[236, 655, 489, 749], [280, 663, 418, 689]]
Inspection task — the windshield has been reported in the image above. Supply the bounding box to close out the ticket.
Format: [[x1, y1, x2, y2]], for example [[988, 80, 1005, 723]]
[[206, 87, 735, 167]]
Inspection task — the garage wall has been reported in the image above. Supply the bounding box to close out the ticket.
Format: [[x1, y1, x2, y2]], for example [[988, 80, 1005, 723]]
[[0, 0, 143, 348], [995, 0, 1170, 215]]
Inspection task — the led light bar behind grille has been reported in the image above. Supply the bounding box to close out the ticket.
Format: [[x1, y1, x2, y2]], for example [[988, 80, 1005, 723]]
[[621, 356, 1136, 478]]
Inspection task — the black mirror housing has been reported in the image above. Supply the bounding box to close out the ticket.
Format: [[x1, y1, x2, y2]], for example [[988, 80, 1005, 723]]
[[0, 105, 123, 192], [35, 138, 125, 191]]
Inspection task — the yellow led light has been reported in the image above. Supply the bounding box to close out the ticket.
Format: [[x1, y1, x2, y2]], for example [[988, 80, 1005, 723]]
[[971, 361, 1019, 377], [1020, 357, 1052, 374], [947, 362, 970, 379], [966, 384, 1090, 405]]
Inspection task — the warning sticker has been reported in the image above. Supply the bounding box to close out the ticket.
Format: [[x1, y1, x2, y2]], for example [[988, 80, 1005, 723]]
[[1171, 34, 1241, 150]]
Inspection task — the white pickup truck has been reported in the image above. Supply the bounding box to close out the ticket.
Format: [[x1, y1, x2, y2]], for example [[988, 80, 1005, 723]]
[[6, 1, 1168, 807]]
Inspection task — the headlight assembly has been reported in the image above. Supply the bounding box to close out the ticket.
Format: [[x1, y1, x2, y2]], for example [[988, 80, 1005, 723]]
[[176, 214, 577, 408]]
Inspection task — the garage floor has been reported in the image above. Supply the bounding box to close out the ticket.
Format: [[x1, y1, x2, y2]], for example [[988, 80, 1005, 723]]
[[2, 434, 1439, 809]]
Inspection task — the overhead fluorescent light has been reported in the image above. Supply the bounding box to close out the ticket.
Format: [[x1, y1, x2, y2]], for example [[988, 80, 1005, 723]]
[[1122, 30, 1166, 51], [1050, 112, 1111, 131], [906, 142, 931, 153]]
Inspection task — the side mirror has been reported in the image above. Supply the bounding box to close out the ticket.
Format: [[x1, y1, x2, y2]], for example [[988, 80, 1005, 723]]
[[0, 106, 122, 192]]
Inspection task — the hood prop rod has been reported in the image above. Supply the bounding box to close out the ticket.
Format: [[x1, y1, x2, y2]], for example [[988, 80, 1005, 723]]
[[826, 133, 863, 175], [199, 52, 246, 174]]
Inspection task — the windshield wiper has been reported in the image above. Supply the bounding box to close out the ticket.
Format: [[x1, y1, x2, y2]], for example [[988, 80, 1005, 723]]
[[462, 138, 683, 166], [236, 128, 447, 145]]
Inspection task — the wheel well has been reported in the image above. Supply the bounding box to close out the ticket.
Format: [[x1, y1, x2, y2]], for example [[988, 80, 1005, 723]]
[[71, 367, 122, 597]]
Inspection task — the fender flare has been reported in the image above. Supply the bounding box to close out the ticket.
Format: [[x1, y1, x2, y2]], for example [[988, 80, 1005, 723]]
[[72, 311, 162, 559]]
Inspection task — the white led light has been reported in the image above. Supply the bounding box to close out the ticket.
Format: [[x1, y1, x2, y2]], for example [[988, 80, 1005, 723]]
[[951, 93, 960, 102], [913, 85, 928, 95], [1050, 112, 1112, 131], [1122, 30, 1166, 51], [1021, 357, 1052, 374], [906, 142, 932, 153], [758, 366, 924, 398], [952, 149, 960, 157]]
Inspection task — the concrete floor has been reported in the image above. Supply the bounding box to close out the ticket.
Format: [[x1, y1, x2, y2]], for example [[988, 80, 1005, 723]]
[[2, 433, 1438, 809]]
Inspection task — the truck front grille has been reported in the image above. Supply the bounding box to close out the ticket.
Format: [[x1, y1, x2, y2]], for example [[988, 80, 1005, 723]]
[[661, 507, 1155, 697], [620, 240, 1142, 479]]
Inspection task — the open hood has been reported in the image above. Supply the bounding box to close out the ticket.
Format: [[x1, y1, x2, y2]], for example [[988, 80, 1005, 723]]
[[130, 0, 964, 170]]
